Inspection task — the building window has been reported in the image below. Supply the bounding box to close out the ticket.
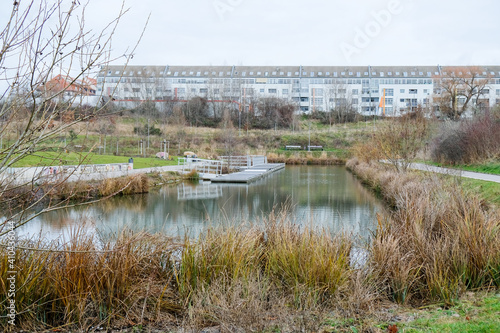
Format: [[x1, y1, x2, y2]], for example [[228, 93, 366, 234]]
[[260, 89, 264, 93], [496, 89, 500, 95], [132, 88, 140, 93], [385, 98, 393, 105], [400, 89, 405, 93], [282, 89, 289, 94], [481, 89, 490, 94], [352, 89, 359, 95], [312, 88, 323, 96], [385, 89, 394, 96], [409, 89, 417, 94], [352, 98, 358, 104], [268, 89, 277, 93], [200, 88, 208, 93]]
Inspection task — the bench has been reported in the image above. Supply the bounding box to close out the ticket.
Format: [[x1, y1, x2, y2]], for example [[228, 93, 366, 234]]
[[307, 145, 323, 151], [285, 145, 302, 150]]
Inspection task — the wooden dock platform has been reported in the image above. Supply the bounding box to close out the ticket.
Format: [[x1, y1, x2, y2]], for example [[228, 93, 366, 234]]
[[211, 163, 285, 184]]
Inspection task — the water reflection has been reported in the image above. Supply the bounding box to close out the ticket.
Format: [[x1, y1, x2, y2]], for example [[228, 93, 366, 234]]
[[17, 166, 382, 240]]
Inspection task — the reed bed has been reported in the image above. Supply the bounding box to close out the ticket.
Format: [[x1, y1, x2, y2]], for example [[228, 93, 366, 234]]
[[98, 174, 150, 197], [1, 230, 181, 332], [347, 158, 500, 306], [267, 151, 345, 165], [1, 215, 358, 331]]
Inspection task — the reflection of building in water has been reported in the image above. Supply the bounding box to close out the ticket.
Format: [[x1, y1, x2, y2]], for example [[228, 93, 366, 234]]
[[177, 184, 223, 200]]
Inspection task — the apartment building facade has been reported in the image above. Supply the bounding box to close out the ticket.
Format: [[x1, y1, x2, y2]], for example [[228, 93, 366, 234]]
[[97, 65, 500, 117]]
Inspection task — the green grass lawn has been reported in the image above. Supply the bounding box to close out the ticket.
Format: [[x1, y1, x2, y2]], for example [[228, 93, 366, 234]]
[[456, 162, 500, 176], [11, 152, 178, 169], [423, 160, 500, 176], [321, 293, 500, 332], [459, 178, 500, 206]]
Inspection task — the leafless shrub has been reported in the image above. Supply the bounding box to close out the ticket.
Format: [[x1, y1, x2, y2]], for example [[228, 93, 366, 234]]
[[431, 116, 500, 164]]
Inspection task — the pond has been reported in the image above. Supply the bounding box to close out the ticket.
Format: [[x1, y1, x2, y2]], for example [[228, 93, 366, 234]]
[[18, 166, 382, 240]]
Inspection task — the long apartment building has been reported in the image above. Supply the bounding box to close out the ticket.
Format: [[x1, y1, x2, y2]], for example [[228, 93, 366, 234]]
[[97, 65, 500, 116]]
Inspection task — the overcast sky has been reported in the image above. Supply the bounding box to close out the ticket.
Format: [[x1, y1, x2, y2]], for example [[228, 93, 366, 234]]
[[83, 0, 500, 68]]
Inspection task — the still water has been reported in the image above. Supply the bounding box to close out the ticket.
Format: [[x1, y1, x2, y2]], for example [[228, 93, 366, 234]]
[[19, 166, 382, 240]]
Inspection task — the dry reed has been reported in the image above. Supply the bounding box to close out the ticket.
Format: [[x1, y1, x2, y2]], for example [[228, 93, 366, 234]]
[[348, 158, 500, 306]]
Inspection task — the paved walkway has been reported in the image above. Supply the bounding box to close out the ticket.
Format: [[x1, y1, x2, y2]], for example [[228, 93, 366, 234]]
[[64, 165, 184, 183], [408, 163, 500, 183]]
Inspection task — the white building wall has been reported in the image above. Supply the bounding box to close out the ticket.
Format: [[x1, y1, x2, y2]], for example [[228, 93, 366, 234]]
[[96, 65, 500, 117]]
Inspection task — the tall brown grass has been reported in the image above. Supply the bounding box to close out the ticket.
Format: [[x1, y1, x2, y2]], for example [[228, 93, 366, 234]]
[[347, 158, 500, 305], [267, 151, 345, 165], [1, 229, 181, 331], [99, 174, 150, 196], [1, 216, 358, 331]]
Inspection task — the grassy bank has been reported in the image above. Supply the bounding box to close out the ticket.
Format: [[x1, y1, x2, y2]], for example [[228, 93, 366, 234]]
[[347, 159, 500, 305], [424, 160, 500, 176], [267, 150, 347, 165], [3, 118, 366, 169]]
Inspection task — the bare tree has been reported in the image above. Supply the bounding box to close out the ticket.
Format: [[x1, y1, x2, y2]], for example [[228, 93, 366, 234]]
[[0, 0, 138, 233], [433, 66, 491, 120]]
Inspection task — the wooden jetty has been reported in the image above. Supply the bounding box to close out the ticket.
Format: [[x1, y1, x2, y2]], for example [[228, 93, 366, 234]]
[[211, 163, 285, 184]]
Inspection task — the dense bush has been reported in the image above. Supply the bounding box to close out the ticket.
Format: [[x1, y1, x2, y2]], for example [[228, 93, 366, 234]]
[[431, 115, 500, 164]]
